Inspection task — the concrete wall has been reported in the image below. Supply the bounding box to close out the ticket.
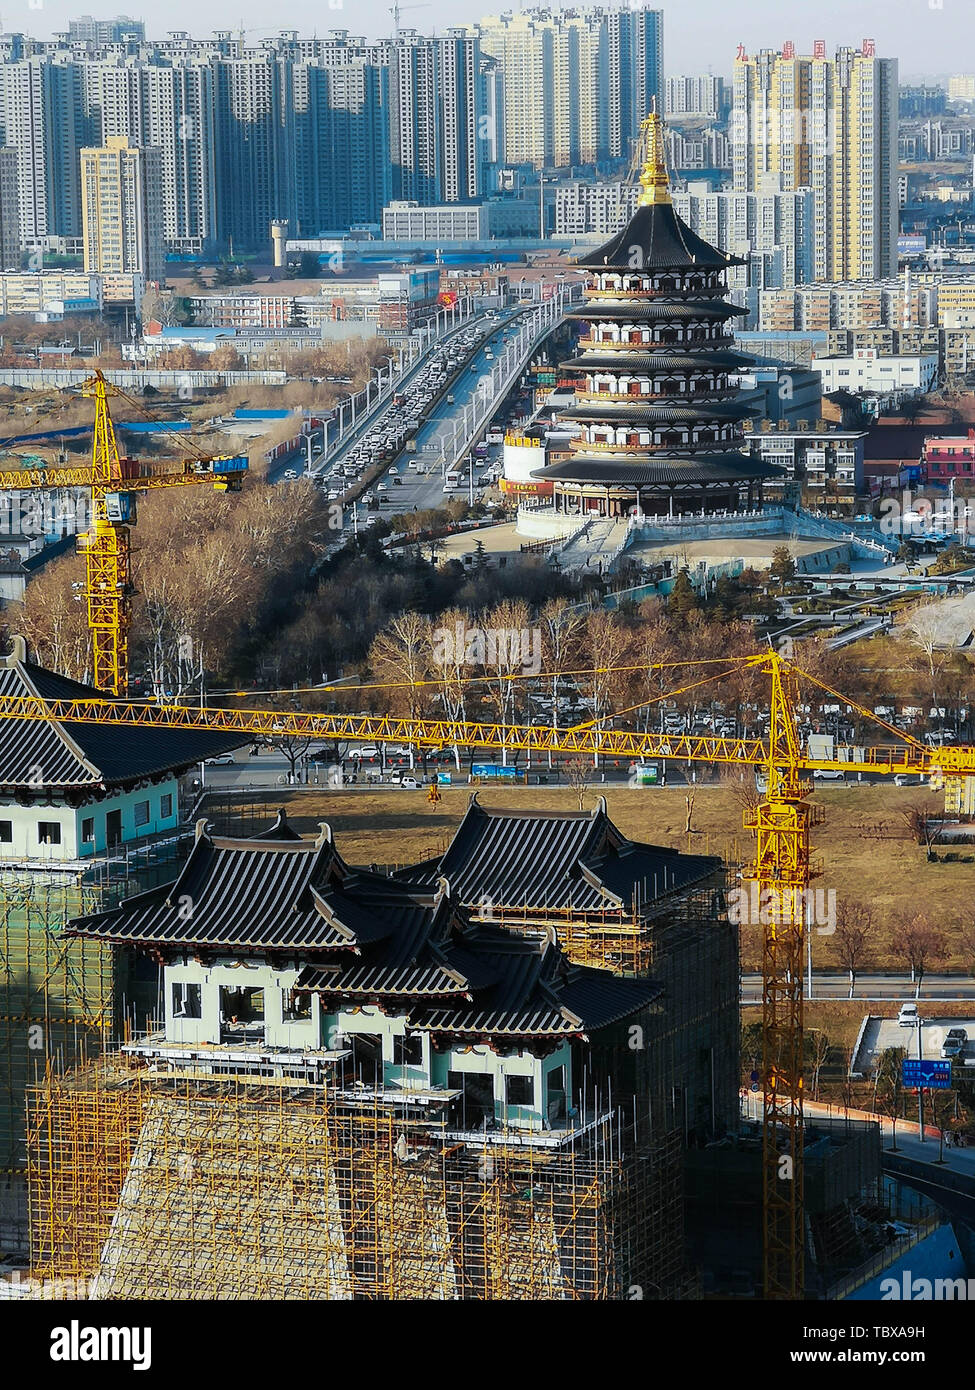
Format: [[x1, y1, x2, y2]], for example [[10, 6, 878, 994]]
[[165, 960, 323, 1050], [0, 778, 180, 862]]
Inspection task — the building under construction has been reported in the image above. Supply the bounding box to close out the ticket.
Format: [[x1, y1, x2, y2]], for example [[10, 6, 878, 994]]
[[0, 640, 244, 1251], [396, 795, 740, 1141], [18, 808, 738, 1299]]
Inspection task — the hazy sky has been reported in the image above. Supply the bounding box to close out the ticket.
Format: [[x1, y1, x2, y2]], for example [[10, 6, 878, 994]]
[[20, 0, 975, 80]]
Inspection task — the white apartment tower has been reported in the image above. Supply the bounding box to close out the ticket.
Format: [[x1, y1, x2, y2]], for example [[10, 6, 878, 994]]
[[733, 42, 898, 283], [472, 6, 663, 168]]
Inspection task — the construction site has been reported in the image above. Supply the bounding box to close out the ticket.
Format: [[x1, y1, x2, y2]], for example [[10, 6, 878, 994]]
[[26, 1063, 684, 1301], [0, 356, 970, 1308]]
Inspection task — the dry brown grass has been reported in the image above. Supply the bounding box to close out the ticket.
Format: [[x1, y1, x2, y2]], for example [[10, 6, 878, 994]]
[[211, 782, 975, 970]]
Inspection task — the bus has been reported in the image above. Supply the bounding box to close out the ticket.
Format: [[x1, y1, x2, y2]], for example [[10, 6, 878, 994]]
[[443, 470, 463, 492]]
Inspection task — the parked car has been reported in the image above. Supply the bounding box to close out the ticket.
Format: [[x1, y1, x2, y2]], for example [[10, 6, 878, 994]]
[[204, 753, 236, 766], [898, 1002, 919, 1027], [400, 777, 419, 790]]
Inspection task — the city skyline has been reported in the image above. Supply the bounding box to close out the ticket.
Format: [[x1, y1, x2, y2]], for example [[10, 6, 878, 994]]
[[8, 2, 975, 78]]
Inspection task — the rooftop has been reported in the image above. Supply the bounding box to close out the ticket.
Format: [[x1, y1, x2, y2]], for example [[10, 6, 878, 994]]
[[0, 638, 245, 793], [396, 794, 719, 914], [67, 817, 662, 1042]]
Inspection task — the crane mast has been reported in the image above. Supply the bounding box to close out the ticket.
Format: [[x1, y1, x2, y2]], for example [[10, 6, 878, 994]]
[[81, 370, 132, 699]]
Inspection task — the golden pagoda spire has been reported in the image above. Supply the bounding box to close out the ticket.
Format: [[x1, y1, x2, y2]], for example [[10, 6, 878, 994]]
[[637, 102, 672, 207]]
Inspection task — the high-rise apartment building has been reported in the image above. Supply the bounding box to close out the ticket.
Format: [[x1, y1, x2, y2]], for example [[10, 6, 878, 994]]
[[389, 31, 483, 204], [0, 146, 20, 269], [0, 27, 491, 253], [67, 15, 145, 44], [81, 135, 164, 283], [947, 75, 975, 103], [0, 56, 86, 246], [733, 42, 898, 283], [471, 6, 662, 168], [665, 74, 728, 119]]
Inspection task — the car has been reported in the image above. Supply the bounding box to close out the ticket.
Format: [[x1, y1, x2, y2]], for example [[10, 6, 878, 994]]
[[204, 753, 236, 766], [351, 745, 379, 759], [942, 1037, 965, 1059], [898, 1002, 919, 1027], [893, 774, 922, 787], [400, 777, 419, 790], [813, 769, 845, 780], [945, 1027, 967, 1046]]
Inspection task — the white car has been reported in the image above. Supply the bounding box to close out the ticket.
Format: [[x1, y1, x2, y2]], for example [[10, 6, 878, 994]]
[[204, 753, 236, 766], [352, 746, 380, 759], [400, 777, 419, 790], [813, 769, 845, 780], [898, 1002, 919, 1027]]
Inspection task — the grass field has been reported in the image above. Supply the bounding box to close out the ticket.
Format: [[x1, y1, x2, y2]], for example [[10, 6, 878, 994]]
[[208, 781, 975, 971]]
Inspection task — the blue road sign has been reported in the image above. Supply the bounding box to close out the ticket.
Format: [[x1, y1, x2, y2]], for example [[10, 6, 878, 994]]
[[902, 1058, 952, 1089]]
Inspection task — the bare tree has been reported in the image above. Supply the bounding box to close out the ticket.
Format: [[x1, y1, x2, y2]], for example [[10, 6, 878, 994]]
[[831, 900, 874, 998], [564, 757, 593, 811], [684, 790, 696, 835], [900, 799, 943, 860], [891, 914, 947, 998], [905, 607, 946, 712]]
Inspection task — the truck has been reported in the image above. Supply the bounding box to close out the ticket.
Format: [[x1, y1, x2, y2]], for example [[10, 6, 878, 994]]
[[446, 393, 456, 405]]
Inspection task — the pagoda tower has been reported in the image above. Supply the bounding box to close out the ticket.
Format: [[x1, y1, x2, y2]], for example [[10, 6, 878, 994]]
[[533, 111, 780, 519]]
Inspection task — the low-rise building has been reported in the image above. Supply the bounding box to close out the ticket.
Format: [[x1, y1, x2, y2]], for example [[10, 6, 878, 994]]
[[811, 348, 938, 398], [743, 424, 866, 501], [382, 200, 487, 240]]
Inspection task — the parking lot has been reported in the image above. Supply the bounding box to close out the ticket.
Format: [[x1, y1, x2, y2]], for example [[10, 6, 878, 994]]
[[852, 1014, 975, 1076]]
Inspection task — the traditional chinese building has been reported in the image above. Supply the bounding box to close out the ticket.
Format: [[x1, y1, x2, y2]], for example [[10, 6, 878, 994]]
[[532, 112, 780, 518]]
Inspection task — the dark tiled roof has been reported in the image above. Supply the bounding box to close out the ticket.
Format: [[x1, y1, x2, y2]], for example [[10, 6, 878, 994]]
[[0, 644, 246, 790], [561, 351, 740, 376], [565, 304, 744, 333], [531, 453, 784, 486], [575, 202, 745, 271], [396, 798, 719, 913], [68, 828, 400, 951], [564, 301, 747, 322], [560, 402, 759, 424], [70, 821, 659, 1041], [413, 931, 662, 1037]]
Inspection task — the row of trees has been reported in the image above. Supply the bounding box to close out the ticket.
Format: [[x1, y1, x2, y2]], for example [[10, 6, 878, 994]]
[[11, 479, 326, 696]]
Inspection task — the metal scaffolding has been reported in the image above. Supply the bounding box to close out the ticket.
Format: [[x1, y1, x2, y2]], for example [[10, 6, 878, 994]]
[[26, 1061, 687, 1300]]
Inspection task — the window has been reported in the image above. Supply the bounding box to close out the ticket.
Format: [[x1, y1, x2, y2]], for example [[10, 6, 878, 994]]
[[283, 989, 311, 1021], [394, 1032, 423, 1067], [505, 1074, 534, 1107], [172, 981, 202, 1019], [0, 821, 10, 843], [160, 793, 173, 819], [38, 821, 61, 846], [81, 817, 95, 844], [134, 800, 150, 828]]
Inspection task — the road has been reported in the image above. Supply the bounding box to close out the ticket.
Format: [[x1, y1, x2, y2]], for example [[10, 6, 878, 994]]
[[741, 973, 975, 1002]]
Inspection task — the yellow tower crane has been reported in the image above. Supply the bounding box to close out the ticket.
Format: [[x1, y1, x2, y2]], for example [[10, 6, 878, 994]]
[[0, 649, 971, 1299], [0, 371, 248, 695]]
